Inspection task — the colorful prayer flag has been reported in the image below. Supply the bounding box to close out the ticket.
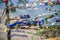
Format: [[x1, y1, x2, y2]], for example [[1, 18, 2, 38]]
[[39, 19, 44, 25], [40, 0, 44, 3], [45, 18, 48, 24], [56, 0, 59, 4], [59, 0, 60, 3], [48, 0, 51, 3]]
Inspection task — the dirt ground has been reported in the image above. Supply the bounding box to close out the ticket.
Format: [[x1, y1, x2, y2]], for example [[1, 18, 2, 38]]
[[11, 29, 60, 40], [11, 29, 41, 40], [0, 24, 60, 40]]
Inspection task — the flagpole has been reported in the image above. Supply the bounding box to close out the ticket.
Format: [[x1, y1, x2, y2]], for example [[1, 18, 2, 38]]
[[4, 0, 11, 40], [5, 0, 10, 25]]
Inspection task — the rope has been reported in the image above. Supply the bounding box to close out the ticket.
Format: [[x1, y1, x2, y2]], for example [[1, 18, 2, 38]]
[[1, 8, 5, 17], [1, 8, 5, 19], [0, 8, 6, 23], [9, 0, 13, 4]]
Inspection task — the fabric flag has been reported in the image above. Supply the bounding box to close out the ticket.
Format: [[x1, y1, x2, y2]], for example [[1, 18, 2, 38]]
[[48, 0, 51, 5], [34, 0, 37, 2], [45, 17, 48, 24], [52, 1, 56, 6], [34, 0, 40, 2], [55, 13, 58, 15], [37, 0, 40, 2], [40, 0, 44, 3], [59, 0, 60, 3], [39, 0, 45, 5], [48, 0, 51, 3], [56, 0, 59, 4], [39, 19, 44, 25]]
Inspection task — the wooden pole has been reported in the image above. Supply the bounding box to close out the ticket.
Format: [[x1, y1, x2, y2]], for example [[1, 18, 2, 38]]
[[4, 0, 11, 40], [7, 29, 11, 40], [0, 17, 1, 23], [5, 0, 10, 25]]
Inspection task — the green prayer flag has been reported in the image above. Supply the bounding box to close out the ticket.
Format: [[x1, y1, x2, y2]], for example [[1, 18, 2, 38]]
[[45, 17, 48, 24], [37, 0, 40, 2]]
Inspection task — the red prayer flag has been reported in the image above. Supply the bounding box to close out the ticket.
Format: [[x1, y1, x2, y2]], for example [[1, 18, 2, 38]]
[[56, 0, 59, 4], [48, 0, 51, 3], [40, 0, 44, 3], [3, 0, 8, 3]]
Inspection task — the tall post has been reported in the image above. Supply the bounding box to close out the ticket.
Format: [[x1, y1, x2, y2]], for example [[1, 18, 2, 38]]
[[5, 0, 10, 25], [7, 29, 11, 40], [0, 17, 1, 23], [4, 0, 11, 40]]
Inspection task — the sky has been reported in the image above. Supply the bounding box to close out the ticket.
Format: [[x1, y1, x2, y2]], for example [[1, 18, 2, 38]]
[[0, 0, 60, 18]]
